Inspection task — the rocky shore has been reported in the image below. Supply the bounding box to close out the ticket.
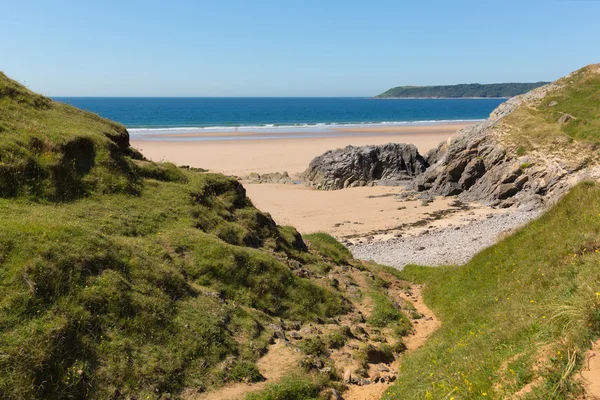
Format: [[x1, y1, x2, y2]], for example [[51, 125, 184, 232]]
[[349, 209, 540, 269]]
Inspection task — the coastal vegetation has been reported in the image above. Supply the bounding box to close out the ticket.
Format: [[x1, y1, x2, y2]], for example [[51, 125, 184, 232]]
[[501, 64, 600, 154], [383, 181, 600, 399], [3, 63, 600, 400], [0, 72, 414, 399], [376, 82, 548, 99]]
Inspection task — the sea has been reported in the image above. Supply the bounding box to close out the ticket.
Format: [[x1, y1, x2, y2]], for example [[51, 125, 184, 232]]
[[52, 97, 506, 141]]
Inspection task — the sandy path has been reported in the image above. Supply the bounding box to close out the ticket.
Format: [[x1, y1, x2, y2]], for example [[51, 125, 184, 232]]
[[581, 339, 600, 399], [131, 123, 468, 177], [343, 283, 440, 400], [187, 342, 301, 400]]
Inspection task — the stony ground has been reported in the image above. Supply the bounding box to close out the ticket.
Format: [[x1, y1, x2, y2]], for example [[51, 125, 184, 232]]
[[349, 209, 541, 269]]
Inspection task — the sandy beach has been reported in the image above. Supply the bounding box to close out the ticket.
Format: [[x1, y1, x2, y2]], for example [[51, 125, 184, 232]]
[[131, 122, 469, 176], [132, 120, 542, 268]]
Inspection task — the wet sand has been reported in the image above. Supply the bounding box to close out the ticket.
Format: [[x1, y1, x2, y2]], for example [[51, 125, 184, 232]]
[[131, 122, 468, 176]]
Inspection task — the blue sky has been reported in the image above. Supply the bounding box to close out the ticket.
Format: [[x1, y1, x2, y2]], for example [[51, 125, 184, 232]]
[[1, 0, 599, 96]]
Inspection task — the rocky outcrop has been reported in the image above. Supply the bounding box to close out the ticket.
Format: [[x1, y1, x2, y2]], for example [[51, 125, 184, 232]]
[[413, 74, 600, 208], [246, 171, 296, 184], [301, 143, 428, 190]]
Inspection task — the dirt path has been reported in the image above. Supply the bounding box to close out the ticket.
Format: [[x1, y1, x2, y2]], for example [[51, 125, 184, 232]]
[[580, 339, 600, 399], [186, 278, 440, 400], [185, 342, 301, 400], [343, 283, 440, 400]]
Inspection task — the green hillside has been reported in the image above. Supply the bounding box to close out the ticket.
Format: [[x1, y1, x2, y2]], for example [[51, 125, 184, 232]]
[[376, 82, 548, 98], [383, 181, 600, 399], [0, 74, 412, 399]]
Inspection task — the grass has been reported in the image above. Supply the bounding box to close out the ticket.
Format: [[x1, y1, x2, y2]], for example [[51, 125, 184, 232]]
[[304, 232, 353, 265], [501, 64, 600, 160], [0, 73, 370, 399], [245, 375, 323, 400], [0, 170, 354, 399], [0, 72, 143, 200], [382, 181, 600, 399]]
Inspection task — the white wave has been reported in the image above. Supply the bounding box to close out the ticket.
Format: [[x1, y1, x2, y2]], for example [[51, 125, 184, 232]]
[[127, 119, 484, 136]]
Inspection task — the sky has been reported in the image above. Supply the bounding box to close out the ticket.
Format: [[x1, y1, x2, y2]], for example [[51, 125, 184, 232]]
[[1, 0, 599, 97]]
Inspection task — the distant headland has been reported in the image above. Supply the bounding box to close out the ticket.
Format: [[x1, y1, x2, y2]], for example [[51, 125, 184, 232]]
[[376, 82, 549, 98]]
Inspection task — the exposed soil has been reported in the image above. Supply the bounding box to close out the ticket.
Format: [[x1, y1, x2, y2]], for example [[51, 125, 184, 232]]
[[580, 339, 600, 400], [343, 281, 440, 400], [186, 342, 302, 400], [184, 267, 440, 400]]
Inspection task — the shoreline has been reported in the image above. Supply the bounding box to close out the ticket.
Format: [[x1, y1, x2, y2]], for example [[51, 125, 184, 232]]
[[132, 122, 469, 176], [130, 122, 471, 141], [127, 120, 480, 139]]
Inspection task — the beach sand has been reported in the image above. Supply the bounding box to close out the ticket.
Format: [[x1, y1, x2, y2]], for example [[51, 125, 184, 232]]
[[132, 122, 490, 242], [243, 183, 503, 238], [131, 122, 470, 176]]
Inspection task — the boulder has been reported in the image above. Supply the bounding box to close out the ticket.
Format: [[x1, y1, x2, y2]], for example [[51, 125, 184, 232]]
[[301, 143, 428, 190]]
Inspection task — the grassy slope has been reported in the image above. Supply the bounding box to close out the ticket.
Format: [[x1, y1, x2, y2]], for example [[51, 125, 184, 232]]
[[382, 181, 600, 399], [500, 64, 600, 159], [376, 82, 548, 98], [0, 72, 142, 200], [0, 74, 413, 399]]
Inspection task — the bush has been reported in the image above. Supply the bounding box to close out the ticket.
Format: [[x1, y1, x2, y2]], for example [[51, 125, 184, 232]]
[[228, 360, 264, 383]]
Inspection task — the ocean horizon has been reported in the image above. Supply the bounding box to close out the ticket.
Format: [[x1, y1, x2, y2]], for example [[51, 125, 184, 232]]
[[53, 97, 505, 140]]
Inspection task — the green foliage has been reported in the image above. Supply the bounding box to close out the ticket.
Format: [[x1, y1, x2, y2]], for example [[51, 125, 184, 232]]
[[304, 232, 352, 265], [299, 337, 326, 356], [367, 292, 412, 338], [0, 72, 141, 200], [502, 64, 600, 154], [377, 82, 548, 98], [136, 161, 188, 183], [228, 360, 264, 383], [325, 328, 349, 349], [520, 162, 533, 170], [245, 376, 322, 400], [0, 169, 346, 398], [385, 181, 600, 399]]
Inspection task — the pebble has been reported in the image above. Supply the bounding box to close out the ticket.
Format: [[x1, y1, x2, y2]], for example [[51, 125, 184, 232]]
[[350, 210, 540, 269]]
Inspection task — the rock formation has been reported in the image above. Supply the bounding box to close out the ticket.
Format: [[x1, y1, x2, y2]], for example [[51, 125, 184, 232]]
[[414, 65, 600, 208], [301, 143, 428, 190]]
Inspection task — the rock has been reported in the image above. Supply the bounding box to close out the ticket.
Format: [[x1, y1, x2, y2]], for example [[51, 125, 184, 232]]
[[558, 113, 574, 124], [343, 369, 357, 384], [458, 158, 485, 189], [370, 372, 381, 383], [302, 356, 324, 370], [359, 378, 371, 386], [290, 331, 302, 340], [319, 388, 343, 400], [247, 171, 295, 184], [301, 143, 429, 190], [548, 100, 558, 107], [319, 366, 332, 375], [287, 321, 302, 330], [363, 344, 395, 364], [377, 365, 390, 372]]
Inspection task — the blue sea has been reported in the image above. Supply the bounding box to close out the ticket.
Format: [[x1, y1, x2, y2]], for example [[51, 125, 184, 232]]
[[52, 97, 505, 141]]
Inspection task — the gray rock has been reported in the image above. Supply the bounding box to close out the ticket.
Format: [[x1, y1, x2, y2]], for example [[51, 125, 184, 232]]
[[301, 143, 428, 190], [290, 331, 302, 340], [247, 171, 295, 184], [558, 113, 574, 124]]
